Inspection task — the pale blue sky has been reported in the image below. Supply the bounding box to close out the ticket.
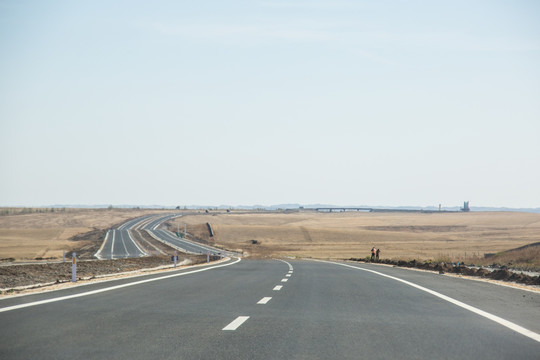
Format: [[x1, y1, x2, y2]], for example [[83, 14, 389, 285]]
[[1, 1, 539, 208]]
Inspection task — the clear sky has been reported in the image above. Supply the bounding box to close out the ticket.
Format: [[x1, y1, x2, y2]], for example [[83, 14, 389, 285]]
[[1, 1, 539, 208]]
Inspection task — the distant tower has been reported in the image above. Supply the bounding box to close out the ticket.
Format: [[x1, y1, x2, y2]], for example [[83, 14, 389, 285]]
[[461, 201, 470, 212], [439, 204, 442, 211]]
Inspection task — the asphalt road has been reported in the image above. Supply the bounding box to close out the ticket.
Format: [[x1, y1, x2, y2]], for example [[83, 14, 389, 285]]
[[96, 213, 231, 259], [141, 213, 236, 256], [1, 259, 538, 359], [141, 214, 180, 231], [95, 214, 161, 259], [96, 229, 147, 259], [149, 228, 236, 256]]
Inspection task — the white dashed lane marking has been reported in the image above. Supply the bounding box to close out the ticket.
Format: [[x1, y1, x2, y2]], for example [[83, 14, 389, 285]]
[[257, 297, 272, 304], [222, 260, 293, 332], [223, 316, 250, 331]]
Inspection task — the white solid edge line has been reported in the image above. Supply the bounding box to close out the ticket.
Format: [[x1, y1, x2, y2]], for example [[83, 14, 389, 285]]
[[316, 260, 540, 344], [0, 258, 242, 313], [94, 230, 109, 259], [127, 230, 148, 256], [110, 230, 116, 260], [257, 297, 272, 304], [223, 316, 250, 331]]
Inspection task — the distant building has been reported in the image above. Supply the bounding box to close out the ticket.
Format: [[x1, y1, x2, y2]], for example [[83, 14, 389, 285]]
[[461, 201, 470, 212]]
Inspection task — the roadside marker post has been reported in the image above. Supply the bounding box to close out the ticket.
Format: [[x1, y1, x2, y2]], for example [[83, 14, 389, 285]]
[[72, 252, 77, 282], [207, 252, 210, 263], [174, 250, 177, 268], [63, 250, 65, 263]]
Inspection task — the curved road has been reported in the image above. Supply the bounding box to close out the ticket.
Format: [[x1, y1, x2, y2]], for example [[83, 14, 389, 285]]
[[140, 213, 237, 256], [1, 259, 538, 359], [96, 213, 236, 259], [95, 214, 160, 259]]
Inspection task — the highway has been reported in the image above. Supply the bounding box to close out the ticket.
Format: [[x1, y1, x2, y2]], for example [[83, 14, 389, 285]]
[[96, 213, 235, 259], [1, 259, 539, 359], [140, 213, 236, 256], [95, 214, 159, 259], [95, 229, 147, 259], [148, 228, 237, 256]]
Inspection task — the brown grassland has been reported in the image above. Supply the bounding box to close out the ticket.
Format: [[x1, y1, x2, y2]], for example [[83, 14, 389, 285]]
[[177, 211, 540, 268], [1, 209, 540, 270]]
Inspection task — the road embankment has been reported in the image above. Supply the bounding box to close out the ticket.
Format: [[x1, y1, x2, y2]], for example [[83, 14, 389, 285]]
[[0, 255, 222, 294], [349, 258, 540, 286]]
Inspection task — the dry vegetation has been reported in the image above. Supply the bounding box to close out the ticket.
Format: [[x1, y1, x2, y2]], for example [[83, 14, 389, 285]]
[[0, 208, 172, 260], [463, 243, 540, 271], [2, 208, 540, 270], [175, 211, 540, 268], [1, 209, 539, 292]]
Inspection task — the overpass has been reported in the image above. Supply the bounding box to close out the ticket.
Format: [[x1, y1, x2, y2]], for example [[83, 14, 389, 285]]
[[314, 207, 372, 212], [314, 207, 463, 213]]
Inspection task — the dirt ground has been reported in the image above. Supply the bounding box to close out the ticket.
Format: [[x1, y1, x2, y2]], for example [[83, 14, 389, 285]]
[[348, 257, 540, 286], [0, 255, 211, 292]]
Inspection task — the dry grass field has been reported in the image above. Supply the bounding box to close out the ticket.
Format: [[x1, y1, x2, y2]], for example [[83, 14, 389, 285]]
[[176, 211, 540, 264], [0, 208, 169, 260], [2, 209, 540, 269]]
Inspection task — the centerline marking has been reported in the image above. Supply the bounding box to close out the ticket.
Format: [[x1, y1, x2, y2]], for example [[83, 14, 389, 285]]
[[273, 285, 283, 291], [223, 316, 249, 331], [281, 278, 288, 282], [276, 259, 294, 272], [286, 274, 291, 277], [257, 297, 272, 304]]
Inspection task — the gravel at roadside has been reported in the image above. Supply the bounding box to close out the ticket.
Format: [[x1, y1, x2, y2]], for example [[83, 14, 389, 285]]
[[0, 255, 212, 294]]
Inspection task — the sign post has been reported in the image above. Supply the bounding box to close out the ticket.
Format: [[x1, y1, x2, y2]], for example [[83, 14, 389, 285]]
[[72, 252, 77, 282]]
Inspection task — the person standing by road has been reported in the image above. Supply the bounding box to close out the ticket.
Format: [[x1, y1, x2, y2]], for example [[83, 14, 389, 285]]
[[371, 247, 376, 261], [376, 248, 380, 261]]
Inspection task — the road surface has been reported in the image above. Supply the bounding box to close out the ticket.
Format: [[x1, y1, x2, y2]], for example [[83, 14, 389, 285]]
[[96, 213, 236, 259], [141, 213, 237, 256], [1, 259, 538, 359], [95, 215, 159, 259]]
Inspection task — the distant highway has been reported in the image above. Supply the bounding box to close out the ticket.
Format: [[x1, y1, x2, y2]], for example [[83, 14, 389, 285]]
[[95, 214, 158, 259], [96, 229, 147, 259], [142, 213, 239, 257], [95, 213, 236, 259], [1, 259, 538, 359]]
